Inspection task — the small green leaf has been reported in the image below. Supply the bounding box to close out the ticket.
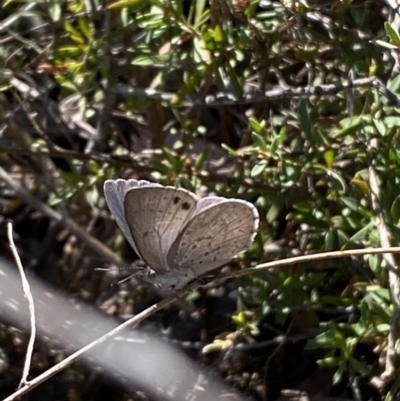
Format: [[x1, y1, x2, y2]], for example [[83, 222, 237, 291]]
[[194, 0, 207, 25], [221, 143, 238, 156], [327, 170, 348, 193], [49, 2, 61, 21], [333, 117, 364, 138], [374, 40, 398, 50], [318, 356, 341, 367], [372, 118, 386, 136], [351, 176, 370, 193], [107, 0, 148, 10], [214, 24, 224, 42], [252, 132, 268, 152], [232, 311, 246, 327], [131, 55, 169, 66], [251, 160, 268, 177], [283, 276, 293, 286], [194, 150, 209, 171], [78, 16, 93, 41], [332, 363, 345, 385], [53, 45, 87, 58], [249, 117, 265, 134], [341, 197, 359, 212], [388, 74, 400, 92], [266, 202, 281, 223], [385, 22, 400, 46], [324, 229, 335, 250], [349, 223, 372, 243], [374, 324, 390, 333], [88, 160, 100, 174], [367, 254, 381, 271], [324, 149, 335, 168], [299, 100, 327, 145], [65, 22, 85, 44]]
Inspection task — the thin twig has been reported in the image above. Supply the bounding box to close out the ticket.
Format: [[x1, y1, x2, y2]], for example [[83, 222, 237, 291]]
[[7, 222, 36, 388], [110, 77, 377, 106], [211, 246, 400, 282], [368, 138, 400, 381], [2, 288, 184, 401], [112, 77, 400, 108]]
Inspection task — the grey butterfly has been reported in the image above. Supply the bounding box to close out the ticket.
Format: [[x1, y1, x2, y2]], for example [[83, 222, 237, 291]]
[[103, 179, 259, 293]]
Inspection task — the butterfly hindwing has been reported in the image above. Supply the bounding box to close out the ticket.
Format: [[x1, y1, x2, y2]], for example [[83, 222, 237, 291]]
[[167, 199, 259, 276]]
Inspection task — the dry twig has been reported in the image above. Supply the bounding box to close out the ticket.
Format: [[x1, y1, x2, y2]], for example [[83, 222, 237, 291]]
[[7, 222, 36, 388]]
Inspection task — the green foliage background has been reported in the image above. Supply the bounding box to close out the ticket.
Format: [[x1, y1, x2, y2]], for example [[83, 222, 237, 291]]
[[2, 0, 400, 400]]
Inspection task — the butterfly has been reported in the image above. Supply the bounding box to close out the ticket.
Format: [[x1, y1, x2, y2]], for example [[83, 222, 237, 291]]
[[104, 179, 259, 293]]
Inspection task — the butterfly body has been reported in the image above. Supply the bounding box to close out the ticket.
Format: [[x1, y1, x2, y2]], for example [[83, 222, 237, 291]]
[[104, 179, 259, 293]]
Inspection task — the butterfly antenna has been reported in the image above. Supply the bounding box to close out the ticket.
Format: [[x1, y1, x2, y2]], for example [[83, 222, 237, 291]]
[[111, 270, 147, 287], [111, 274, 135, 287], [95, 266, 119, 272], [94, 265, 144, 272]]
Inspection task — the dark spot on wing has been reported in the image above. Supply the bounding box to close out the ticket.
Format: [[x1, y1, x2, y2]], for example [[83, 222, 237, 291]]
[[192, 244, 197, 249], [172, 196, 191, 210]]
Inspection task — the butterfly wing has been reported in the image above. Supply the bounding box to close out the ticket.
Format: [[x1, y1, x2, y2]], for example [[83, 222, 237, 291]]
[[103, 179, 157, 256], [167, 199, 259, 276], [123, 186, 198, 273], [194, 196, 226, 214]]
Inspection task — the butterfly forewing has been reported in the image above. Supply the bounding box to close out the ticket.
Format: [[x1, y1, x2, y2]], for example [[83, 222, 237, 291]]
[[167, 200, 259, 276], [103, 179, 158, 256], [124, 187, 197, 273]]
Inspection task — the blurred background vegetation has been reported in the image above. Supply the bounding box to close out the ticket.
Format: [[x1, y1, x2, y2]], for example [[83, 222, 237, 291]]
[[2, 0, 400, 400]]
